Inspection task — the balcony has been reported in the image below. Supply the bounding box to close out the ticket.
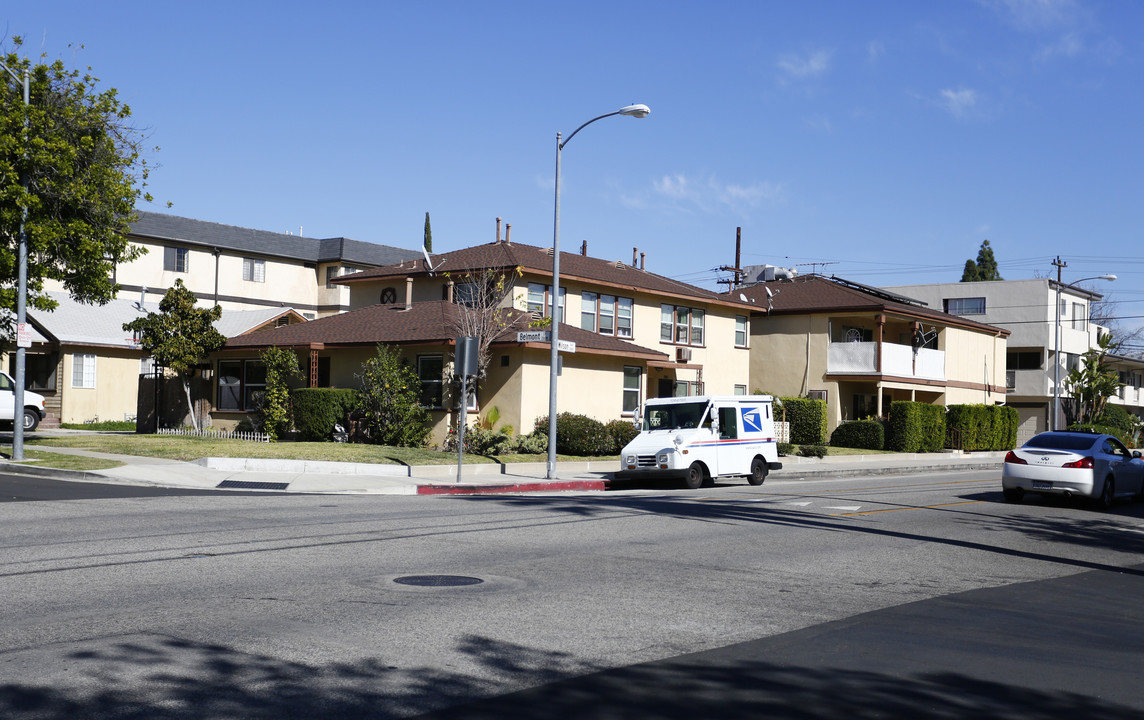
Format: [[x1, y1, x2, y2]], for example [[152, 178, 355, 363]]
[[827, 341, 945, 381]]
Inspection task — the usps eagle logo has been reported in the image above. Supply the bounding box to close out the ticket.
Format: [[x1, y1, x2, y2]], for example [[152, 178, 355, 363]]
[[741, 407, 763, 433]]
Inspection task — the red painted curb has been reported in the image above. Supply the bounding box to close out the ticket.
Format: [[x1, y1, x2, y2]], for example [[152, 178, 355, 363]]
[[417, 479, 608, 495]]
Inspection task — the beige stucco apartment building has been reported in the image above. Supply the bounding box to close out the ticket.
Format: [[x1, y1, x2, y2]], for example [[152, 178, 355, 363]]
[[737, 275, 1010, 435], [216, 235, 756, 445]]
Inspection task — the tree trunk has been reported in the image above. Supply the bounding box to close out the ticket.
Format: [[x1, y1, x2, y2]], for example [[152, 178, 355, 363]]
[[182, 377, 199, 432]]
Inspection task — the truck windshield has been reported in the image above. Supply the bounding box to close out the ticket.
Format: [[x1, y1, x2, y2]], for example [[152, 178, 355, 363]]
[[644, 402, 709, 431]]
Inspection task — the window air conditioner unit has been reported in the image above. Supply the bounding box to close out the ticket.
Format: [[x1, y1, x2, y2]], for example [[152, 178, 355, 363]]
[[676, 347, 692, 363]]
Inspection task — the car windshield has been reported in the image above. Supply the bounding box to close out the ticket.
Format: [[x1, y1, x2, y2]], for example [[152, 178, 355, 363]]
[[1024, 433, 1099, 451], [644, 402, 709, 431]]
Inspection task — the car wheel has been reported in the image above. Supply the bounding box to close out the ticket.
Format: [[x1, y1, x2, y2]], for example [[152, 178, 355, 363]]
[[1003, 488, 1023, 503], [22, 409, 40, 432], [1097, 476, 1115, 510], [684, 462, 705, 490], [747, 457, 767, 486]]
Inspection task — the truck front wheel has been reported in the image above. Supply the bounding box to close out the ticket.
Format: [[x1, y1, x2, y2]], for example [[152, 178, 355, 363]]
[[747, 457, 767, 486], [684, 462, 706, 490], [23, 408, 40, 432]]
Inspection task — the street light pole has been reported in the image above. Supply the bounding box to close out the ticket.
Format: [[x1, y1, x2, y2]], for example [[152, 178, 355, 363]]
[[1, 58, 30, 460], [1051, 256, 1115, 432], [546, 104, 649, 479]]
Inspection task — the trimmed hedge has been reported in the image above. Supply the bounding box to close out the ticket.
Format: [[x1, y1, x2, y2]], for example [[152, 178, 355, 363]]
[[946, 404, 1019, 451], [292, 388, 360, 441], [532, 413, 614, 456], [887, 401, 946, 453], [605, 418, 641, 453], [830, 420, 885, 450], [780, 397, 828, 445]]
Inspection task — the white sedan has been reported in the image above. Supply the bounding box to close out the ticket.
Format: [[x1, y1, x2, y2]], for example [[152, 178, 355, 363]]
[[1002, 431, 1144, 508]]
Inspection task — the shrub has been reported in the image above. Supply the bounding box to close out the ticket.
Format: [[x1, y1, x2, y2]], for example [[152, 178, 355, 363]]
[[1096, 404, 1140, 442], [887, 401, 946, 453], [605, 418, 641, 453], [355, 345, 432, 447], [830, 420, 884, 450], [1068, 423, 1131, 446], [777, 442, 794, 456], [797, 444, 828, 458], [780, 397, 828, 445], [532, 413, 613, 456], [292, 388, 360, 441], [946, 404, 1019, 451], [259, 347, 302, 442], [510, 432, 548, 455]]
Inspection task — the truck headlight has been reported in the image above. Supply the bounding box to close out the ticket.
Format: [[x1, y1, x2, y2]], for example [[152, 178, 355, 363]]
[[658, 452, 670, 467], [624, 454, 635, 466]]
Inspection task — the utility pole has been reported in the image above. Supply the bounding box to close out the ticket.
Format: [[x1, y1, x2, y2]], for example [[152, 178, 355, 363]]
[[717, 227, 746, 291]]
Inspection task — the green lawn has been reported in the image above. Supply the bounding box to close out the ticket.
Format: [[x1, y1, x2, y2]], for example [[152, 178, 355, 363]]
[[7, 433, 888, 473]]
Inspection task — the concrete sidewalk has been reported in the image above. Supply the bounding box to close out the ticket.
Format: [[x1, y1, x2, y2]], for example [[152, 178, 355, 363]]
[[2, 444, 1007, 496]]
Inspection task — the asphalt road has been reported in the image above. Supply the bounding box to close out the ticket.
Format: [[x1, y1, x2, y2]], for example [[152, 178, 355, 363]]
[[2, 469, 1143, 718], [0, 470, 275, 501]]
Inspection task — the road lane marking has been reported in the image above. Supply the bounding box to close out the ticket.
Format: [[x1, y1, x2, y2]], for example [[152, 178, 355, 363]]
[[835, 500, 983, 516]]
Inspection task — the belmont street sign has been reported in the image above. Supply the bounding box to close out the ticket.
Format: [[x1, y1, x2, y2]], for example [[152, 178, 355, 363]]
[[517, 331, 575, 353]]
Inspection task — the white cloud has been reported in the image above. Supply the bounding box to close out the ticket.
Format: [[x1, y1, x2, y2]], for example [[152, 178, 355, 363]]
[[867, 41, 886, 64], [635, 173, 785, 216], [776, 49, 832, 80], [979, 0, 1080, 32], [939, 87, 979, 118]]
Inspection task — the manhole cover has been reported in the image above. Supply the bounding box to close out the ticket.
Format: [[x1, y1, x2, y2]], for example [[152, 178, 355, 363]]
[[393, 575, 484, 587]]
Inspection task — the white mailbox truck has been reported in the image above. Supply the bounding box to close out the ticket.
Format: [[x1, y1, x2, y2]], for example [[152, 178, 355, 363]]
[[617, 395, 782, 489], [0, 371, 46, 431]]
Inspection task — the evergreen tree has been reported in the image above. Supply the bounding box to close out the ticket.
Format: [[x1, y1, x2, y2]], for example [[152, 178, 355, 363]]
[[960, 240, 1003, 282], [975, 239, 1002, 280], [423, 212, 432, 253]]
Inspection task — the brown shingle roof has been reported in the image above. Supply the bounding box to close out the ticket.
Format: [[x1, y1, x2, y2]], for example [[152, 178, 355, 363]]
[[224, 300, 669, 359], [335, 241, 747, 308], [735, 275, 1010, 335]]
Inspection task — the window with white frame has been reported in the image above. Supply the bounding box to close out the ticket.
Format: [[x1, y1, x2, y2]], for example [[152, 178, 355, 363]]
[[735, 315, 748, 347], [163, 247, 188, 273], [527, 282, 565, 321], [1072, 302, 1086, 330], [72, 353, 96, 389], [734, 384, 747, 395], [663, 305, 706, 346], [616, 297, 633, 338], [623, 366, 641, 414], [242, 257, 265, 282], [581, 292, 598, 332]]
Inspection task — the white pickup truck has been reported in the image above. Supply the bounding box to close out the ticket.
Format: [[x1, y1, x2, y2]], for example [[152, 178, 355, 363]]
[[0, 371, 46, 431], [617, 395, 783, 489]]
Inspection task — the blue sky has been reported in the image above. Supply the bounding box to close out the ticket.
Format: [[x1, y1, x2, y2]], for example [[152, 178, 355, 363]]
[[6, 1, 1144, 339]]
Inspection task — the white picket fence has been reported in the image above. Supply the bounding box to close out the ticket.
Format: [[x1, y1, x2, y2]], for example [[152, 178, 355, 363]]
[[158, 427, 270, 443]]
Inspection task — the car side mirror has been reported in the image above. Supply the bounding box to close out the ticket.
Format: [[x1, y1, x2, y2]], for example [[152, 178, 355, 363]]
[[1134, 451, 1142, 459]]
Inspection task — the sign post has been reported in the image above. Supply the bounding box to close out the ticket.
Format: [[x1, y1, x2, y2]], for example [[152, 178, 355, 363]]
[[455, 337, 480, 482]]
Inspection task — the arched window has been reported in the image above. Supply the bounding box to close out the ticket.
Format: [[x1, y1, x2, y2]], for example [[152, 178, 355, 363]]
[[380, 287, 397, 304]]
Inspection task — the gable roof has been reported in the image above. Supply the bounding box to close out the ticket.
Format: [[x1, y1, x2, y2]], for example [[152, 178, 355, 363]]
[[26, 293, 310, 349], [130, 211, 422, 267], [334, 240, 753, 309], [223, 300, 669, 360], [735, 275, 1010, 336]]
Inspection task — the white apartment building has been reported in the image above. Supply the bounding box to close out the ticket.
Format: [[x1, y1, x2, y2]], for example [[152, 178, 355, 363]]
[[885, 279, 1144, 443]]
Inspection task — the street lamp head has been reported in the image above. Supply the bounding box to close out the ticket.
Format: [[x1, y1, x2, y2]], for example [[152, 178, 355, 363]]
[[1099, 274, 1117, 282], [619, 104, 651, 118]]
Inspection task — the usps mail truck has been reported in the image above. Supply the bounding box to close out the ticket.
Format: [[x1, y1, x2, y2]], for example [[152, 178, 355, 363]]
[[617, 395, 782, 489]]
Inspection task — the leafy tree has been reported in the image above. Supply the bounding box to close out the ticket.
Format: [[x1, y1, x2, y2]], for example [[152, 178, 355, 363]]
[[1, 38, 153, 336], [258, 347, 301, 441], [1062, 333, 1122, 426], [123, 280, 226, 431], [960, 240, 1003, 282], [354, 344, 431, 447], [423, 211, 432, 253]]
